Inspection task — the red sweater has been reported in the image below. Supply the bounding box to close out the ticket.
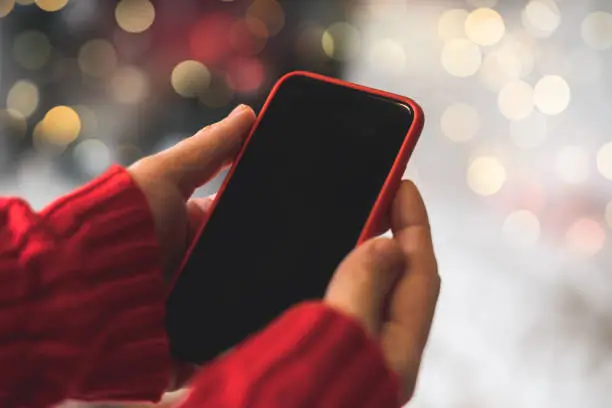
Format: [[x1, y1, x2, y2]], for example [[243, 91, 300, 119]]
[[0, 166, 401, 408]]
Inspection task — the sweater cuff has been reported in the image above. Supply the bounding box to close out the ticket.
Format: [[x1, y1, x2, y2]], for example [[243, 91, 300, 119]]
[[39, 165, 172, 402], [186, 302, 401, 408]]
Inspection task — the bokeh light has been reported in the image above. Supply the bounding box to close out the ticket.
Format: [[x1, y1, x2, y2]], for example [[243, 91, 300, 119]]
[[441, 38, 482, 77], [35, 0, 68, 12], [189, 13, 234, 65], [464, 8, 505, 46], [246, 0, 285, 37], [295, 26, 328, 63], [110, 66, 149, 104], [502, 210, 541, 248], [467, 156, 506, 196], [171, 60, 211, 98], [78, 39, 118, 78], [596, 142, 612, 180], [322, 22, 361, 61], [369, 39, 406, 75], [7, 80, 39, 118], [230, 19, 268, 56], [521, 0, 561, 38], [509, 111, 547, 148], [115, 0, 155, 34], [605, 202, 612, 230], [0, 0, 14, 18], [566, 218, 606, 256], [33, 106, 82, 151], [441, 103, 480, 142], [13, 31, 52, 70], [225, 57, 265, 94], [533, 75, 570, 116], [581, 11, 612, 50], [437, 9, 469, 40], [498, 80, 534, 120], [555, 146, 589, 184], [73, 139, 112, 177]]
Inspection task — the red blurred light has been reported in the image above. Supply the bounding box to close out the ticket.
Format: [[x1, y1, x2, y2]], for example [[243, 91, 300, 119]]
[[230, 19, 267, 56], [225, 57, 265, 94], [189, 13, 234, 66]]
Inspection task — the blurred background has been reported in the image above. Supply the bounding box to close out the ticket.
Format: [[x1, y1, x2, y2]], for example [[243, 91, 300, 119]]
[[1, 0, 612, 407]]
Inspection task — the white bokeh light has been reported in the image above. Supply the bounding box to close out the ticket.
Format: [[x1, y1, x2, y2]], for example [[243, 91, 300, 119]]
[[465, 8, 505, 46], [438, 9, 469, 40], [533, 75, 571, 116], [521, 0, 561, 38], [498, 80, 534, 120], [566, 218, 606, 256], [441, 38, 482, 77], [581, 11, 612, 50], [467, 156, 506, 196], [502, 210, 541, 248]]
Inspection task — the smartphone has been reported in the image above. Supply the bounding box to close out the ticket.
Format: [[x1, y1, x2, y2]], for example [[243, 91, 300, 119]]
[[166, 71, 424, 364]]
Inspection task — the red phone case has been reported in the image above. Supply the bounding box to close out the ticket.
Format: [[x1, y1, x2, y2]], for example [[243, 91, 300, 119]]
[[169, 71, 424, 295]]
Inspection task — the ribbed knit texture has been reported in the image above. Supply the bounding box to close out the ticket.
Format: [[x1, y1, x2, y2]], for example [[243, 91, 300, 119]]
[[182, 302, 401, 408], [0, 166, 171, 407]]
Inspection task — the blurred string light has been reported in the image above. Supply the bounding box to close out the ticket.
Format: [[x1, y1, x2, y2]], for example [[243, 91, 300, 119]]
[[73, 139, 112, 177], [605, 202, 612, 230], [33, 106, 81, 153], [464, 8, 505, 46], [521, 0, 561, 38], [441, 103, 480, 142], [566, 218, 606, 256], [171, 60, 211, 98], [115, 0, 155, 34], [502, 210, 541, 248], [110, 66, 149, 104], [533, 75, 570, 115], [322, 22, 361, 61], [35, 0, 68, 12], [7, 80, 39, 118], [441, 38, 481, 77], [467, 156, 506, 196], [498, 80, 534, 120], [368, 39, 406, 75], [0, 0, 14, 18], [78, 39, 118, 78], [438, 9, 469, 40], [246, 0, 285, 37], [13, 30, 52, 70], [581, 11, 612, 50], [509, 111, 547, 148], [555, 146, 589, 184], [596, 142, 612, 180]]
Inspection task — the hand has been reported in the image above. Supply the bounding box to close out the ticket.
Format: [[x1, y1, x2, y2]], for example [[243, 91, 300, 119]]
[[324, 181, 440, 404], [128, 105, 256, 278]]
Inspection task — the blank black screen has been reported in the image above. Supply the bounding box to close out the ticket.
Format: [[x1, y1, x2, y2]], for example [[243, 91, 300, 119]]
[[166, 74, 414, 364]]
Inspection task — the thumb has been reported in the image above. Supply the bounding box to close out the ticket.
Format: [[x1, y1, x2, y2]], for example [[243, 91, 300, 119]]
[[324, 238, 406, 336], [152, 104, 256, 197]]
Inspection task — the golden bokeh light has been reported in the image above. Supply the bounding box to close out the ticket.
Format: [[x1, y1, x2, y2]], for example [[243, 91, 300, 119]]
[[533, 75, 570, 115], [7, 80, 39, 118], [555, 146, 589, 184], [78, 39, 118, 78], [441, 38, 482, 77], [521, 0, 561, 38], [34, 106, 82, 149], [35, 0, 68, 12], [111, 66, 149, 104], [465, 8, 505, 46], [247, 0, 285, 36], [467, 156, 506, 196], [566, 218, 606, 256], [322, 22, 361, 61], [369, 39, 406, 75], [498, 80, 534, 120], [171, 60, 211, 98], [596, 142, 612, 180], [502, 210, 541, 248], [581, 11, 612, 51], [441, 103, 480, 142], [0, 0, 14, 18], [509, 111, 547, 148], [605, 202, 612, 230], [437, 9, 469, 40], [115, 0, 155, 34], [13, 30, 52, 70]]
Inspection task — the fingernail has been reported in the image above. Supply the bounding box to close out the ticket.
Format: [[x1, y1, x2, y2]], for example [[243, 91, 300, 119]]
[[229, 104, 248, 118]]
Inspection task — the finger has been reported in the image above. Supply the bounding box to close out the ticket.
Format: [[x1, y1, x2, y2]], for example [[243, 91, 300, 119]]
[[384, 181, 440, 399], [186, 195, 216, 244], [324, 238, 405, 336], [157, 105, 256, 197]]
